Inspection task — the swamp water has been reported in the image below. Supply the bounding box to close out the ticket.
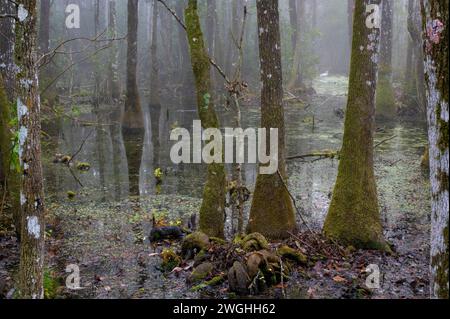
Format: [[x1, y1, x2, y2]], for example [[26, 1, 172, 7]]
[[40, 76, 430, 298]]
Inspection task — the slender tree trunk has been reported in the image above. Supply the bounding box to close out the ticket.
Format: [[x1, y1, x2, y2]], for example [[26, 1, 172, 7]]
[[289, 0, 297, 52], [123, 0, 144, 196], [311, 0, 317, 29], [38, 0, 50, 54], [206, 0, 216, 54], [420, 0, 449, 299], [15, 0, 45, 298], [206, 0, 218, 87], [406, 0, 426, 113], [175, 0, 192, 92], [123, 0, 144, 129], [404, 0, 415, 100], [93, 0, 101, 107], [149, 0, 160, 109], [149, 0, 161, 171], [0, 0, 15, 96], [108, 0, 121, 103], [248, 0, 296, 239], [376, 0, 395, 119], [185, 0, 226, 238], [347, 0, 354, 49], [323, 0, 388, 251], [226, 0, 241, 75], [288, 0, 305, 91]]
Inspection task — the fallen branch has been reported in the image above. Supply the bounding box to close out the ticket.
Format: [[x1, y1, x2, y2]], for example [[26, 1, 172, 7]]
[[287, 150, 339, 161], [374, 135, 397, 148], [288, 135, 396, 162]]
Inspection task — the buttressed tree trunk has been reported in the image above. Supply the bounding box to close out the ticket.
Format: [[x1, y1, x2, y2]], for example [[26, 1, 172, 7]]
[[185, 0, 226, 238], [323, 0, 389, 250], [420, 0, 449, 299], [123, 0, 144, 129], [376, 0, 395, 119], [15, 0, 46, 298], [0, 0, 21, 236], [248, 0, 296, 240]]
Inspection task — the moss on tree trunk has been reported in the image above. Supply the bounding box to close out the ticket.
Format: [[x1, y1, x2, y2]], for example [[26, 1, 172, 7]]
[[0, 0, 21, 235], [0, 76, 21, 236], [247, 0, 296, 240], [185, 0, 226, 238], [323, 0, 388, 251]]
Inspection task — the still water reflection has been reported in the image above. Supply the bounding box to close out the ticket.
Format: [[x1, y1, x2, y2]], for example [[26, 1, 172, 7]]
[[43, 77, 429, 230]]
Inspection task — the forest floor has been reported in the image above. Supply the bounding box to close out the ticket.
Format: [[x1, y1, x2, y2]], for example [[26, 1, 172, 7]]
[[0, 77, 431, 299]]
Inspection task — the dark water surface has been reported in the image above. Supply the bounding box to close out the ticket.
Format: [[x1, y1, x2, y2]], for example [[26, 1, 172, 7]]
[[41, 76, 430, 298]]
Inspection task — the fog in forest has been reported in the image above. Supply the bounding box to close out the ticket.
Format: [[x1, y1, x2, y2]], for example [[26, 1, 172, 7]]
[[0, 0, 448, 301]]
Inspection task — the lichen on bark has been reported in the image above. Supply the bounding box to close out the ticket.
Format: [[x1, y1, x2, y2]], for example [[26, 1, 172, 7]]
[[15, 0, 46, 299]]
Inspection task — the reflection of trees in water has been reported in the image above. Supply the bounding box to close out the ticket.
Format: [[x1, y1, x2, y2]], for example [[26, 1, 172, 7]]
[[122, 127, 144, 197], [109, 109, 129, 201], [140, 107, 155, 196], [94, 110, 109, 202]]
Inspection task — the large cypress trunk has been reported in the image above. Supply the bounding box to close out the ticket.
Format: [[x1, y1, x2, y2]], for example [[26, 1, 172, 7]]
[[420, 0, 449, 299], [323, 0, 388, 251], [185, 0, 226, 238], [248, 0, 296, 240], [15, 0, 46, 298]]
